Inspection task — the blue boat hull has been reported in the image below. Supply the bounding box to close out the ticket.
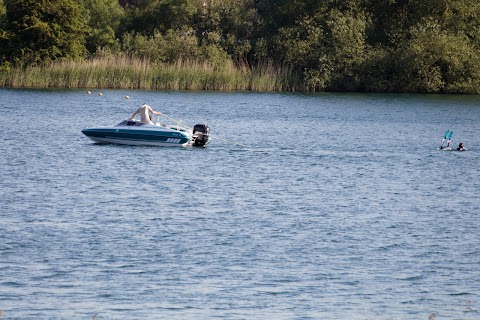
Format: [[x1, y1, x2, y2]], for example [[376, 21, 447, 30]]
[[82, 126, 191, 147]]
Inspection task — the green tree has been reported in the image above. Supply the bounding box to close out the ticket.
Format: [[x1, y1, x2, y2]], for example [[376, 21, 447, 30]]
[[267, 2, 367, 91], [122, 0, 196, 36], [121, 29, 199, 63], [362, 0, 480, 93], [441, 0, 480, 47], [81, 0, 124, 55], [255, 0, 321, 36], [0, 0, 5, 25], [365, 0, 443, 46], [1, 0, 88, 65], [392, 20, 480, 93], [0, 0, 6, 38], [194, 0, 259, 61]]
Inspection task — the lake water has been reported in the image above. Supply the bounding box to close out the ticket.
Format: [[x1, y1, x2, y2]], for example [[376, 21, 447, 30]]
[[1, 88, 479, 319]]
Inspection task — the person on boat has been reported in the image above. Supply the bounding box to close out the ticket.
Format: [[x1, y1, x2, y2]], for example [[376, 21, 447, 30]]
[[129, 103, 161, 124], [457, 142, 466, 151]]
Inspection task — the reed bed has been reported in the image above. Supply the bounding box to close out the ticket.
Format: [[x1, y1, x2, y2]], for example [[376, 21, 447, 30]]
[[0, 56, 300, 91]]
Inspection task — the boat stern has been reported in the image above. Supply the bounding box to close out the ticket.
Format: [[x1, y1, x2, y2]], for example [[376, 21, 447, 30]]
[[190, 124, 210, 147]]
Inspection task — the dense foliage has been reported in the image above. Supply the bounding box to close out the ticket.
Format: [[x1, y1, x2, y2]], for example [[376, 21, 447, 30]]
[[1, 0, 479, 92], [1, 0, 88, 64]]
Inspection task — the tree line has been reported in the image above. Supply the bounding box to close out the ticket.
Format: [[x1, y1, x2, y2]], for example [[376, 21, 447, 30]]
[[1, 0, 479, 93]]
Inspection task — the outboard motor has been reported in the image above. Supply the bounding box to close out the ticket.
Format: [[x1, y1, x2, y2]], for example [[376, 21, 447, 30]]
[[192, 124, 210, 147]]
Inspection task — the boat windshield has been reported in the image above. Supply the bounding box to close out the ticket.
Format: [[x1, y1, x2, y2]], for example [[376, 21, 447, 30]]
[[116, 120, 147, 127]]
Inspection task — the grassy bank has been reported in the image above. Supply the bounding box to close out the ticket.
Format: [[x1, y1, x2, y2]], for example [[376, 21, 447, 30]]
[[0, 56, 301, 92]]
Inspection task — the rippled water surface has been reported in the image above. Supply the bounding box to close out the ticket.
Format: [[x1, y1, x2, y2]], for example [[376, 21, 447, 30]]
[[1, 89, 479, 319]]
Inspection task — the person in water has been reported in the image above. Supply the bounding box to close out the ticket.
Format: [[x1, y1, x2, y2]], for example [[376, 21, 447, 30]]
[[457, 142, 466, 151], [129, 103, 161, 124]]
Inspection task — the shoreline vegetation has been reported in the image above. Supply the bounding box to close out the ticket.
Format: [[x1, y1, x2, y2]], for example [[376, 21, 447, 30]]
[[0, 55, 301, 92], [1, 54, 480, 94], [2, 1, 480, 93]]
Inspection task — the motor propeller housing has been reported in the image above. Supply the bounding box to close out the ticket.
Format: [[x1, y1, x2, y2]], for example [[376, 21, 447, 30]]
[[192, 124, 210, 147]]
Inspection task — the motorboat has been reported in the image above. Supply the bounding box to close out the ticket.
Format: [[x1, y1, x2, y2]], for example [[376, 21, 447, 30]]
[[82, 119, 210, 147]]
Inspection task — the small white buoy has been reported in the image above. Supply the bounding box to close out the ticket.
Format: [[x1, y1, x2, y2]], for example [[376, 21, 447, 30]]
[[98, 92, 103, 96], [86, 91, 91, 94], [125, 95, 129, 99]]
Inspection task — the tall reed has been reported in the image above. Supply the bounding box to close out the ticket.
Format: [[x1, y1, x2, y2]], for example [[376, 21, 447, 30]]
[[0, 56, 301, 91]]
